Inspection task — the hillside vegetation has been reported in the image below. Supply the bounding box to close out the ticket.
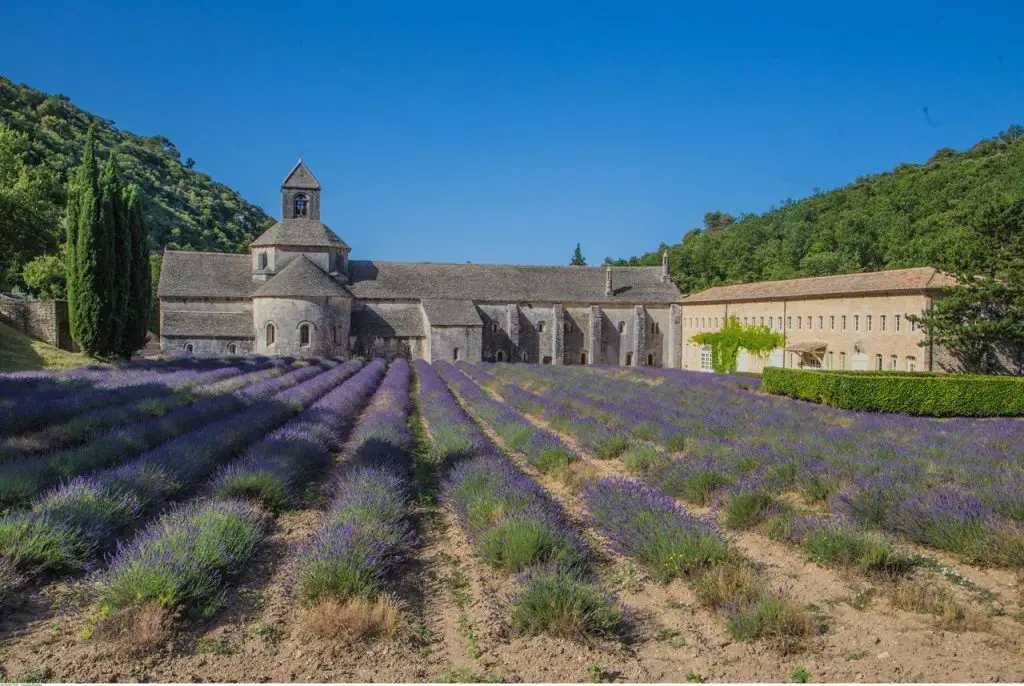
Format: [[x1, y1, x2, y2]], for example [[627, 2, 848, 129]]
[[615, 126, 1024, 293], [0, 321, 95, 372], [0, 76, 272, 292]]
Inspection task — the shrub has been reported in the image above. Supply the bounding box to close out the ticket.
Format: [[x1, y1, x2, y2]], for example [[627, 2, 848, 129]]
[[762, 367, 1024, 417], [622, 444, 670, 475], [510, 567, 623, 639], [724, 489, 778, 530]]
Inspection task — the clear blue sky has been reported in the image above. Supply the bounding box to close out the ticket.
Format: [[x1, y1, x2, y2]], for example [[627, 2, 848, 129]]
[[2, 1, 1021, 264]]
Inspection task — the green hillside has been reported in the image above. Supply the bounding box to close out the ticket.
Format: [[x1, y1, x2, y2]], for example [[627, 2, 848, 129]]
[[615, 126, 1024, 293], [0, 76, 272, 292]]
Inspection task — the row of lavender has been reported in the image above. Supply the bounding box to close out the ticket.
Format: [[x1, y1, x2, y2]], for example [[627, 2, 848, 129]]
[[0, 360, 335, 507], [96, 360, 390, 621], [442, 363, 809, 643], [0, 359, 367, 604], [483, 363, 1024, 568], [417, 360, 622, 638]]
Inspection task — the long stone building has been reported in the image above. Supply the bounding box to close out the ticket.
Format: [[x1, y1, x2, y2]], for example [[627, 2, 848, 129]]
[[157, 162, 684, 366], [157, 162, 955, 371]]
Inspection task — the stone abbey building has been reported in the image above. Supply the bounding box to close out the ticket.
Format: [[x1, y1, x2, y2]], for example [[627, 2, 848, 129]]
[[158, 163, 955, 371], [157, 162, 685, 365]]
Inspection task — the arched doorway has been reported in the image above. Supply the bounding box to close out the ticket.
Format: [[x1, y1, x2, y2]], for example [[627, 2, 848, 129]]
[[646, 353, 654, 366], [496, 350, 505, 362], [580, 352, 588, 365], [625, 352, 633, 366]]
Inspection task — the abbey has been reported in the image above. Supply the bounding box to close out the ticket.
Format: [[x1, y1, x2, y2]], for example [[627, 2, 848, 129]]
[[157, 162, 685, 366]]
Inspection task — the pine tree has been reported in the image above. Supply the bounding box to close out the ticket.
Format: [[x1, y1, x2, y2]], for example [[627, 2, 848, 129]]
[[119, 185, 151, 357], [101, 156, 130, 355], [570, 242, 587, 266], [67, 126, 110, 357]]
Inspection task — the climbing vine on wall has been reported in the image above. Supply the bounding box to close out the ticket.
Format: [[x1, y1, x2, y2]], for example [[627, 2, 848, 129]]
[[691, 315, 786, 373]]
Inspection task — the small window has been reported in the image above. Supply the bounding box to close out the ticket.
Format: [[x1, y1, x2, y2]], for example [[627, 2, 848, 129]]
[[646, 352, 654, 366], [787, 316, 792, 330], [700, 345, 712, 371], [854, 315, 860, 331], [257, 252, 268, 270], [895, 314, 901, 332], [797, 317, 802, 330], [907, 356, 917, 372], [618, 321, 626, 333], [875, 354, 883, 370], [453, 347, 460, 361], [293, 193, 308, 217], [491, 322, 499, 333], [538, 321, 546, 333], [839, 352, 847, 369], [842, 315, 847, 330], [496, 350, 505, 362], [890, 354, 898, 371], [827, 351, 834, 369], [880, 315, 886, 332], [767, 316, 772, 329], [266, 323, 276, 346], [818, 316, 823, 330], [299, 323, 310, 347], [184, 343, 194, 354], [625, 352, 633, 366], [830, 315, 835, 330], [580, 352, 588, 364], [566, 321, 572, 334], [227, 343, 237, 354], [867, 315, 872, 331], [521, 351, 528, 362]]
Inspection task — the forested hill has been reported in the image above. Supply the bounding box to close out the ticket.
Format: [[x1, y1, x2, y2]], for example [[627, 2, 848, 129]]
[[613, 126, 1024, 294], [0, 76, 272, 256]]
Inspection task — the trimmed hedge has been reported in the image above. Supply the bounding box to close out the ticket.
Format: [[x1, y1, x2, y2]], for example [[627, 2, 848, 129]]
[[762, 367, 1024, 417]]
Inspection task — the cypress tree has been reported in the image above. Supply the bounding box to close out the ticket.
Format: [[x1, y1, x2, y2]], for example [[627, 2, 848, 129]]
[[68, 126, 109, 357], [118, 185, 151, 357], [101, 156, 130, 356]]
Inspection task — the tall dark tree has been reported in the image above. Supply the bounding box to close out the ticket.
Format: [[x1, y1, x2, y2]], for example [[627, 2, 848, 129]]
[[570, 242, 587, 266], [67, 126, 111, 357], [119, 185, 151, 357], [909, 200, 1024, 374], [101, 156, 130, 355]]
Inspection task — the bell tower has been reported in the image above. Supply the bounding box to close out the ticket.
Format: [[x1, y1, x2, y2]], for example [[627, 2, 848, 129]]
[[281, 159, 321, 221]]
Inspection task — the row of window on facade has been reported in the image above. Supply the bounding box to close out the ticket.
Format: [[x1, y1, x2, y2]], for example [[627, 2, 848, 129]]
[[697, 345, 919, 373], [489, 320, 660, 335], [686, 313, 918, 334]]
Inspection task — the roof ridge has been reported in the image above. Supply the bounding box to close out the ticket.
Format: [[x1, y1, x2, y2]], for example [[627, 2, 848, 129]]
[[349, 259, 662, 270], [163, 248, 248, 257]]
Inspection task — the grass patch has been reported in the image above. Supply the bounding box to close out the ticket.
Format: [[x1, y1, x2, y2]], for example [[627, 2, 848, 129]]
[[593, 434, 630, 460], [723, 490, 778, 530], [622, 444, 670, 475], [891, 580, 991, 631], [695, 563, 810, 644], [0, 321, 94, 373], [510, 567, 624, 639], [303, 595, 403, 640]]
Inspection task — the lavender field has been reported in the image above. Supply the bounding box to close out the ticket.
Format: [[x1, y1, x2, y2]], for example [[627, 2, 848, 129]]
[[0, 357, 1022, 683]]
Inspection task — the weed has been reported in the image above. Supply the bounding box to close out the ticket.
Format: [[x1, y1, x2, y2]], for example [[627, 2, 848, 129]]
[[196, 635, 231, 655], [724, 490, 777, 530], [845, 650, 867, 661], [436, 667, 504, 683], [666, 599, 690, 611], [891, 580, 990, 631], [792, 666, 810, 683], [685, 670, 706, 683], [252, 622, 282, 643], [11, 668, 53, 683], [510, 567, 623, 639]]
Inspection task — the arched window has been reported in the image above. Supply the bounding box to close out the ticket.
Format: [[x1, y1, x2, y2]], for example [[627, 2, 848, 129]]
[[618, 321, 625, 333], [227, 343, 237, 354], [299, 323, 310, 347], [580, 352, 588, 365], [266, 323, 276, 346], [184, 343, 194, 354], [521, 351, 528, 362], [542, 356, 552, 365], [496, 350, 505, 362], [564, 321, 571, 333], [538, 321, 546, 333], [491, 322, 499, 333], [651, 322, 656, 334], [625, 352, 633, 366], [293, 193, 308, 218], [700, 345, 712, 371], [646, 353, 654, 366], [453, 347, 460, 361], [257, 252, 268, 270]]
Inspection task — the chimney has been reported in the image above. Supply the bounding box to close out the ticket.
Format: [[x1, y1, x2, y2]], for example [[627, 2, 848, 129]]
[[605, 266, 613, 296], [661, 249, 670, 283]]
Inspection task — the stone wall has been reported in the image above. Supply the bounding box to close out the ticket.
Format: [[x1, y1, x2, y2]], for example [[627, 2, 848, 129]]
[[163, 337, 253, 356], [253, 295, 351, 357], [428, 325, 482, 363], [0, 294, 76, 351]]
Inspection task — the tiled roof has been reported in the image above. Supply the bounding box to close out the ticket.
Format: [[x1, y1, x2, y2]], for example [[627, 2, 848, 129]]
[[250, 219, 350, 249], [421, 299, 482, 326], [161, 311, 254, 338], [157, 251, 255, 299], [683, 267, 957, 304], [281, 160, 321, 189], [351, 305, 426, 337], [347, 261, 681, 304], [252, 256, 352, 298]]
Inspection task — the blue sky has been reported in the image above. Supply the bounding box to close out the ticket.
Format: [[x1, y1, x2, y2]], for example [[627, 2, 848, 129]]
[[2, 1, 1021, 264]]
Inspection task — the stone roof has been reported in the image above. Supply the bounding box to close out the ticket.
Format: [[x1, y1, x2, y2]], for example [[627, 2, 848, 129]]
[[161, 311, 254, 338], [250, 218, 350, 249], [683, 267, 957, 304], [347, 261, 681, 304], [351, 306, 426, 337], [252, 255, 352, 298], [158, 250, 255, 299], [421, 299, 483, 327], [281, 160, 320, 189]]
